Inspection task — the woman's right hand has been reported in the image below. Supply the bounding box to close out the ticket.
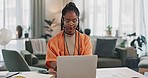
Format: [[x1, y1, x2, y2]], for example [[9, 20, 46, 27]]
[[49, 68, 57, 74]]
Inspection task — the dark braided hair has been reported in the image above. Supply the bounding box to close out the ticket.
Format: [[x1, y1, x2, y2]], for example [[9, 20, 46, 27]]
[[61, 2, 80, 31]]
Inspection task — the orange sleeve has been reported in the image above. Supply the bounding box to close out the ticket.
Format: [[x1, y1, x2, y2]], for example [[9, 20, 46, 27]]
[[83, 35, 92, 55], [45, 41, 57, 69], [45, 32, 65, 69]]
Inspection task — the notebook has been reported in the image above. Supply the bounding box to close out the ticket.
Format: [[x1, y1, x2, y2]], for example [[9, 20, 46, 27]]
[[57, 55, 97, 78]]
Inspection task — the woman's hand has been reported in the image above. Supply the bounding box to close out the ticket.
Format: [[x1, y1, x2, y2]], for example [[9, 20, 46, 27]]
[[48, 68, 57, 74]]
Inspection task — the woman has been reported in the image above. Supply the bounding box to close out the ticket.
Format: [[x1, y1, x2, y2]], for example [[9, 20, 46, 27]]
[[45, 2, 92, 73]]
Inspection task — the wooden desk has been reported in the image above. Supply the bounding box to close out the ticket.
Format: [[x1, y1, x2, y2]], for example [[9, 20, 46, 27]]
[[96, 67, 147, 78]]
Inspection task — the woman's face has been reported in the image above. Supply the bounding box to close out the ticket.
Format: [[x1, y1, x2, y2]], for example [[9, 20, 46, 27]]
[[63, 11, 78, 35]]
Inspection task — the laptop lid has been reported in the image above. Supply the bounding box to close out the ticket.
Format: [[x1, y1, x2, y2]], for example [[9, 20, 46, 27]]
[[57, 55, 97, 78]]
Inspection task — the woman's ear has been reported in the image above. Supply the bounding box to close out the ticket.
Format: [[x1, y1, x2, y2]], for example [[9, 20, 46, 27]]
[[63, 26, 65, 30]]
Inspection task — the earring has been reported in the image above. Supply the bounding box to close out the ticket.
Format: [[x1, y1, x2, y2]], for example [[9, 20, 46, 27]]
[[62, 26, 65, 30]]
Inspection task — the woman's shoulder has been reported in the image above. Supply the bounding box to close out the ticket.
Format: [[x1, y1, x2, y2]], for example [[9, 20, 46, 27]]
[[77, 31, 90, 41], [48, 31, 64, 42], [79, 32, 89, 38]]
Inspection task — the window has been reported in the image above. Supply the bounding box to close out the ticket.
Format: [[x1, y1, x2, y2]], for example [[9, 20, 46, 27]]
[[74, 0, 145, 56], [0, 0, 31, 61], [74, 0, 141, 36]]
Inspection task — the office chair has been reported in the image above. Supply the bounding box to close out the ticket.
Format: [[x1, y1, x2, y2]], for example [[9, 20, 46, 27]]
[[2, 49, 47, 72]]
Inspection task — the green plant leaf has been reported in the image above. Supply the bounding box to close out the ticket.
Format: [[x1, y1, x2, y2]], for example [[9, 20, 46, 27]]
[[137, 37, 142, 47], [138, 47, 142, 51], [141, 35, 147, 45], [130, 35, 147, 51], [130, 39, 136, 48]]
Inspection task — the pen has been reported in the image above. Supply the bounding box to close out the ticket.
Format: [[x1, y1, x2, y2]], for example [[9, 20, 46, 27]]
[[6, 72, 20, 78]]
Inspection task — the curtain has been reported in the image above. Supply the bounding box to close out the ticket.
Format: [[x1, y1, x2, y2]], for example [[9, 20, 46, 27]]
[[117, 0, 147, 56], [73, 0, 147, 57], [0, 0, 31, 61], [74, 0, 108, 36], [30, 0, 45, 38], [142, 0, 148, 56], [0, 0, 31, 38]]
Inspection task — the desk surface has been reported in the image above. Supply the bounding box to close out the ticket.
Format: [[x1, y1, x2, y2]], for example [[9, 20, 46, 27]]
[[0, 67, 147, 78], [96, 67, 147, 78], [0, 71, 52, 78]]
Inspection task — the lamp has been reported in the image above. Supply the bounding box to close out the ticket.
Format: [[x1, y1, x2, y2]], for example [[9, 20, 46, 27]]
[[0, 0, 12, 46], [0, 28, 12, 46], [0, 0, 12, 62], [0, 28, 12, 61]]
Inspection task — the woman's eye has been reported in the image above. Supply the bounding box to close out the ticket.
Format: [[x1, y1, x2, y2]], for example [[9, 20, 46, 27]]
[[64, 19, 77, 24], [73, 20, 77, 23], [65, 20, 70, 23]]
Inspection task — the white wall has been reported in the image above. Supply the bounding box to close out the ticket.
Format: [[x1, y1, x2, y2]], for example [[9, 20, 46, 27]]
[[44, 0, 63, 36]]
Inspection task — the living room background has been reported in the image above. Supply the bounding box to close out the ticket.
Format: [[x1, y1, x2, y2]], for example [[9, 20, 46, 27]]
[[0, 0, 148, 60]]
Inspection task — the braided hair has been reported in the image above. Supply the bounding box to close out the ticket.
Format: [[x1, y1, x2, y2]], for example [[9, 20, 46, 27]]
[[61, 2, 80, 31]]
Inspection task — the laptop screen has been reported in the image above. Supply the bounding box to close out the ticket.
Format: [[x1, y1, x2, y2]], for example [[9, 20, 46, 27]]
[[57, 55, 97, 78]]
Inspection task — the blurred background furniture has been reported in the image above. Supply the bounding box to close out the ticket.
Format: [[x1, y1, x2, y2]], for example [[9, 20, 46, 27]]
[[138, 56, 148, 74], [20, 38, 47, 69], [91, 36, 129, 68], [94, 38, 125, 68], [125, 47, 139, 71], [2, 49, 46, 72], [84, 28, 91, 36]]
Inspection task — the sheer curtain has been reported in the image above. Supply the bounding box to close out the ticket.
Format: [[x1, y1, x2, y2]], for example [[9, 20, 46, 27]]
[[0, 0, 31, 61], [30, 0, 45, 38], [73, 0, 147, 57], [142, 0, 148, 56]]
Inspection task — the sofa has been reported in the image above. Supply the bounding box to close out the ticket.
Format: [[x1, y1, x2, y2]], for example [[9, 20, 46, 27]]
[[20, 39, 47, 69], [91, 36, 129, 68], [20, 36, 130, 69]]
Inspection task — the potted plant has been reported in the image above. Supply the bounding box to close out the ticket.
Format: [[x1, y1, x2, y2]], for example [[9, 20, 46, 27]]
[[130, 35, 147, 51], [120, 39, 127, 48], [105, 25, 112, 36], [24, 26, 31, 38]]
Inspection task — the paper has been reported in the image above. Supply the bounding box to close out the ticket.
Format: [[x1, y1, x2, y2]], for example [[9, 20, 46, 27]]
[[0, 71, 9, 77], [12, 72, 53, 78]]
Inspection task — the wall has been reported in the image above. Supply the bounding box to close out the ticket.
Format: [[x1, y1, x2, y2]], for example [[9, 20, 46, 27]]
[[44, 0, 63, 36]]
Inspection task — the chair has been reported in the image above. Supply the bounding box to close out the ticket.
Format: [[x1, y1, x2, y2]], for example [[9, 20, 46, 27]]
[[2, 49, 46, 72], [20, 38, 47, 69]]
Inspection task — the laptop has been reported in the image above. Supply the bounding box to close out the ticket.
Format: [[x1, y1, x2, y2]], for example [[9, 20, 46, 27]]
[[57, 55, 97, 78]]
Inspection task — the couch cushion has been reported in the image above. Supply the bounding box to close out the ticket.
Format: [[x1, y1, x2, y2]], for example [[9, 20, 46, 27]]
[[138, 59, 148, 68], [97, 58, 121, 68], [34, 60, 47, 69], [95, 38, 117, 58], [32, 54, 39, 64]]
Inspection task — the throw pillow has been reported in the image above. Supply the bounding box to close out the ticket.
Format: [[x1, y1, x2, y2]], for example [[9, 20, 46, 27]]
[[94, 38, 117, 58]]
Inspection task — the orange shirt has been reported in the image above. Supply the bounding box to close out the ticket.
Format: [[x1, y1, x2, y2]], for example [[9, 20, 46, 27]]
[[45, 30, 92, 68]]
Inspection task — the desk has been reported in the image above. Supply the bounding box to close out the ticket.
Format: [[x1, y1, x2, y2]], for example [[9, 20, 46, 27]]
[[96, 67, 147, 78], [12, 72, 52, 78], [0, 67, 147, 78], [0, 71, 53, 78]]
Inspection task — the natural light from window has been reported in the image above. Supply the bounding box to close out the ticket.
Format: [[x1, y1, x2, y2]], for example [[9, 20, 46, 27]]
[[0, 0, 30, 61]]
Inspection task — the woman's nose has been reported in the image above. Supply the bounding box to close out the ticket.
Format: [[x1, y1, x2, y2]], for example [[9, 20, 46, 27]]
[[69, 21, 74, 25]]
